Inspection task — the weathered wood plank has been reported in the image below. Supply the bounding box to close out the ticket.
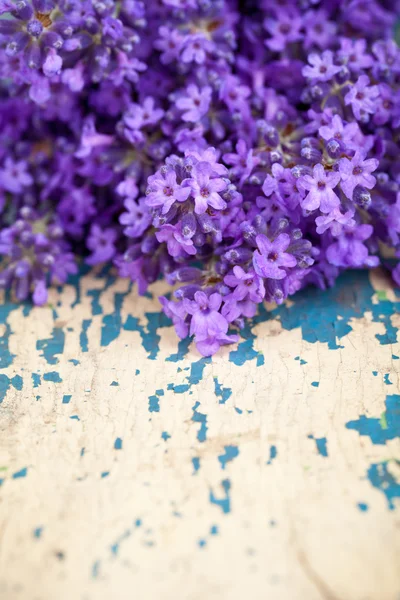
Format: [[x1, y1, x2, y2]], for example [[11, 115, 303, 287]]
[[0, 267, 399, 600]]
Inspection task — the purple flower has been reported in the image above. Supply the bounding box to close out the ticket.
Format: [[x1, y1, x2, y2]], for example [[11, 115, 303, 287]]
[[159, 296, 189, 339], [155, 26, 184, 65], [119, 198, 152, 239], [386, 193, 400, 245], [184, 291, 238, 356], [315, 208, 356, 236], [223, 140, 260, 186], [303, 10, 336, 50], [176, 84, 212, 123], [126, 97, 164, 129], [62, 62, 85, 92], [188, 147, 228, 177], [75, 116, 114, 159], [0, 158, 33, 194], [302, 51, 341, 82], [116, 177, 139, 200], [264, 10, 303, 52], [181, 35, 212, 65], [253, 234, 297, 280], [337, 38, 373, 73], [43, 49, 62, 77], [300, 164, 340, 213], [146, 169, 191, 214], [373, 84, 393, 126], [188, 164, 227, 215], [338, 151, 378, 200], [344, 75, 379, 121], [86, 225, 117, 266], [156, 223, 196, 258], [224, 266, 265, 302], [326, 224, 379, 268], [219, 75, 251, 114], [318, 114, 362, 150]]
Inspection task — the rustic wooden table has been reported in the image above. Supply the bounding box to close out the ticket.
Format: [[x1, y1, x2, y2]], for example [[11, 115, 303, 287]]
[[0, 266, 399, 600]]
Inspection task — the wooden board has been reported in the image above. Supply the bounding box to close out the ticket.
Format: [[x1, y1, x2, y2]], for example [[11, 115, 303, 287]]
[[0, 266, 399, 600]]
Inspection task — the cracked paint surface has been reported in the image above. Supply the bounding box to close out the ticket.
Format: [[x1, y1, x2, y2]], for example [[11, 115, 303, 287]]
[[0, 266, 399, 600]]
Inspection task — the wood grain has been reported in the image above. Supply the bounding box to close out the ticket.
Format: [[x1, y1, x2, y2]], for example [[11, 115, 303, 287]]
[[0, 267, 399, 600]]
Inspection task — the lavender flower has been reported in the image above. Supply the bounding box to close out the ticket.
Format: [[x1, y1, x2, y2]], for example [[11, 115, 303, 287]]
[[253, 234, 297, 280], [0, 0, 398, 356], [300, 164, 340, 213], [338, 151, 378, 200]]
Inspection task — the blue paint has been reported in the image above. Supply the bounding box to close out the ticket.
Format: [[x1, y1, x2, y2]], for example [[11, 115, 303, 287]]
[[69, 359, 80, 366], [267, 445, 277, 465], [80, 319, 92, 352], [80, 448, 85, 457], [0, 302, 19, 368], [187, 357, 211, 385], [110, 381, 119, 387], [0, 376, 11, 402], [36, 327, 65, 365], [114, 437, 123, 450], [33, 527, 43, 539], [168, 383, 190, 394], [210, 525, 219, 535], [85, 266, 116, 314], [43, 371, 62, 383], [70, 415, 80, 421], [295, 356, 307, 365], [392, 354, 399, 360], [229, 338, 258, 366], [346, 394, 400, 445], [148, 395, 160, 413], [101, 471, 110, 478], [92, 561, 100, 579], [67, 264, 91, 308], [357, 502, 369, 512], [384, 373, 393, 385], [234, 407, 243, 415], [198, 539, 206, 548], [214, 377, 232, 405], [12, 467, 27, 479], [166, 337, 191, 363], [256, 352, 265, 366], [11, 375, 23, 390], [161, 431, 171, 441], [256, 270, 400, 352], [135, 369, 140, 375], [192, 401, 208, 442], [0, 374, 24, 403], [372, 370, 378, 376], [123, 310, 171, 360], [210, 479, 231, 514], [367, 460, 400, 510], [218, 445, 239, 470], [62, 395, 72, 404], [311, 381, 319, 388], [192, 457, 200, 474], [101, 292, 126, 347], [156, 389, 164, 396], [32, 373, 41, 388], [308, 435, 328, 457], [110, 518, 142, 557]]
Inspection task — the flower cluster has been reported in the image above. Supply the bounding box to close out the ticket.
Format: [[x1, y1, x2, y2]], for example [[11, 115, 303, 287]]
[[1, 0, 400, 355]]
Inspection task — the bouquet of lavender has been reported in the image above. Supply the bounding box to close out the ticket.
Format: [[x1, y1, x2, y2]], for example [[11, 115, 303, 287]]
[[0, 0, 399, 356]]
